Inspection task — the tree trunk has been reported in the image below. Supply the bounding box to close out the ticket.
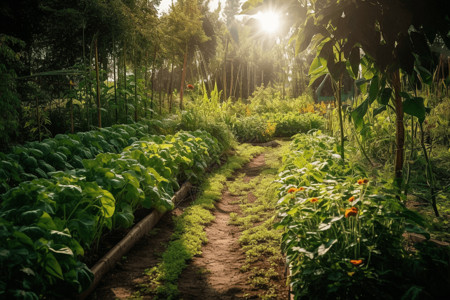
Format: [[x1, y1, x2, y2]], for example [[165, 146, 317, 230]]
[[124, 44, 128, 122], [134, 61, 138, 122], [95, 38, 102, 128], [168, 58, 174, 113], [113, 43, 118, 122], [392, 69, 404, 189], [336, 76, 344, 161], [144, 51, 148, 118], [229, 61, 234, 99], [233, 63, 241, 99], [151, 45, 158, 117], [70, 83, 74, 133], [36, 95, 41, 142], [247, 63, 250, 99], [198, 48, 212, 92], [223, 38, 229, 101], [180, 43, 188, 110]]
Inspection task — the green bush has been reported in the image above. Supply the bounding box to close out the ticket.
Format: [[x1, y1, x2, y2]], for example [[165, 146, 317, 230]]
[[265, 112, 324, 136]]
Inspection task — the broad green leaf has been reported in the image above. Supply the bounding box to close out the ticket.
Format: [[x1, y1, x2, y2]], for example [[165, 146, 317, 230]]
[[349, 47, 360, 78], [351, 97, 370, 131], [317, 239, 337, 256], [368, 76, 379, 103], [308, 56, 328, 86], [379, 88, 392, 105], [43, 253, 64, 280], [328, 61, 346, 81], [403, 97, 426, 123], [13, 231, 34, 247], [373, 106, 387, 117], [292, 247, 314, 259]]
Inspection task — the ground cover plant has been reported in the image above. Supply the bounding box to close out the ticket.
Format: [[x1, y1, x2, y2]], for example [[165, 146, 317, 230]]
[[228, 142, 289, 299], [276, 132, 449, 299], [0, 130, 222, 299], [138, 144, 264, 299]]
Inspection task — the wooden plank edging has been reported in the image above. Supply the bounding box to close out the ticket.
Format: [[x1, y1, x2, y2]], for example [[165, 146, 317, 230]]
[[78, 182, 193, 299]]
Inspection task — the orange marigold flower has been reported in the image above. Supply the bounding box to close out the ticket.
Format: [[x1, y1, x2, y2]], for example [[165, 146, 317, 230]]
[[309, 197, 318, 203], [348, 196, 355, 202], [287, 188, 297, 193], [345, 207, 358, 218], [350, 259, 363, 266], [187, 84, 194, 90], [298, 187, 305, 191], [363, 178, 369, 184]]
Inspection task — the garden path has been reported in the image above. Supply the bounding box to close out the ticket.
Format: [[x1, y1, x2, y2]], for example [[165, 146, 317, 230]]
[[89, 149, 288, 299]]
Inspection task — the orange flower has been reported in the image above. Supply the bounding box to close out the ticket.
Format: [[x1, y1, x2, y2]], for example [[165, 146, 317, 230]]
[[309, 197, 318, 203], [345, 207, 358, 218], [298, 187, 305, 191], [187, 84, 194, 90], [350, 259, 363, 266], [357, 178, 368, 185], [348, 196, 355, 202], [287, 188, 297, 193]]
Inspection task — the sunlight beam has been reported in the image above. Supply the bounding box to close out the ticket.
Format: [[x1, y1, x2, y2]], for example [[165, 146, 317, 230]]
[[255, 11, 281, 35]]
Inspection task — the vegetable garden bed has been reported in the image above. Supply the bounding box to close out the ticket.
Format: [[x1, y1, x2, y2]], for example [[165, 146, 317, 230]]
[[0, 128, 223, 299]]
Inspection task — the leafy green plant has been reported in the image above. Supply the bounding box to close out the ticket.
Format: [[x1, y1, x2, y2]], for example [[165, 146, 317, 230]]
[[0, 121, 167, 194], [275, 132, 446, 299], [265, 112, 324, 137], [0, 129, 223, 298]]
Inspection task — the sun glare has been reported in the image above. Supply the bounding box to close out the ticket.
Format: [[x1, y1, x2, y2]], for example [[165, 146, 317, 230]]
[[255, 11, 280, 34]]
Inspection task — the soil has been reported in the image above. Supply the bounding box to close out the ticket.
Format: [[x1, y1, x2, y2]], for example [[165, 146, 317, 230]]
[[88, 151, 288, 299]]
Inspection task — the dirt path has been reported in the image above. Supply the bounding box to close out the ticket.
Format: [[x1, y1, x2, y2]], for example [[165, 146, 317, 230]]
[[178, 153, 288, 299], [89, 150, 288, 299]]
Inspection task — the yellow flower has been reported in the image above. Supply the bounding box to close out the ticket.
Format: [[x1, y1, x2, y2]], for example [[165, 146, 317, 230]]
[[298, 187, 305, 191], [347, 271, 355, 276]]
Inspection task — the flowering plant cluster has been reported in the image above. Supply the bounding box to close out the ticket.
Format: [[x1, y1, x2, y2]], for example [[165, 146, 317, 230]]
[[275, 132, 440, 299]]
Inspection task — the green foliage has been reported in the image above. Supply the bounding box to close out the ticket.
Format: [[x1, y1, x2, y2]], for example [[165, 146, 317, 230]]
[[0, 122, 163, 194], [231, 115, 275, 142], [276, 132, 448, 299], [0, 34, 24, 148], [265, 112, 324, 137], [0, 129, 222, 298]]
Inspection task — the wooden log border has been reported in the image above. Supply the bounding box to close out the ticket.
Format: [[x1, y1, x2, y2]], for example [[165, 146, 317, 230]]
[[78, 182, 193, 299]]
